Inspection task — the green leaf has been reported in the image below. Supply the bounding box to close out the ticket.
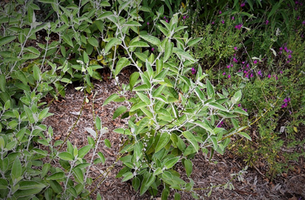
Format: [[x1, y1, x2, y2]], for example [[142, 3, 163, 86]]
[[96, 116, 101, 130], [233, 108, 248, 116], [114, 57, 130, 76], [136, 92, 150, 105], [155, 132, 170, 153], [129, 41, 149, 48], [231, 90, 242, 104], [46, 172, 65, 180], [130, 102, 146, 112], [140, 34, 161, 46], [113, 106, 127, 119], [140, 173, 155, 195], [134, 52, 147, 62], [104, 38, 121, 54], [173, 48, 196, 62], [103, 94, 119, 106], [134, 84, 150, 91], [78, 145, 92, 158], [206, 79, 214, 99], [164, 157, 180, 169], [88, 37, 99, 47], [14, 188, 44, 198], [174, 192, 181, 200], [0, 74, 6, 92], [132, 177, 141, 191], [164, 40, 173, 62], [98, 152, 106, 164], [238, 132, 252, 141], [104, 139, 111, 148], [18, 181, 46, 190], [97, 11, 113, 19], [58, 152, 74, 161], [122, 172, 133, 182], [183, 131, 199, 152], [210, 136, 218, 150], [11, 157, 22, 179], [129, 72, 139, 90], [183, 159, 193, 177], [0, 178, 8, 189], [0, 36, 16, 46], [62, 35, 73, 47], [187, 38, 203, 47], [208, 102, 228, 112]]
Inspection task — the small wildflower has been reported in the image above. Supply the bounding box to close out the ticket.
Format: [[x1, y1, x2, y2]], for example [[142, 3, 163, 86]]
[[217, 121, 224, 127], [222, 20, 225, 24], [151, 47, 154, 51], [268, 74, 271, 78], [212, 21, 215, 24], [258, 70, 262, 76], [147, 22, 149, 25], [303, 21, 305, 25], [297, 16, 300, 20], [228, 74, 231, 78], [280, 71, 283, 74], [165, 19, 168, 23], [288, 54, 292, 59], [250, 73, 254, 78], [243, 108, 247, 112], [253, 60, 258, 64], [279, 47, 283, 51], [227, 65, 230, 68], [238, 103, 241, 107], [266, 20, 269, 25], [232, 16, 235, 20], [234, 46, 238, 51], [191, 67, 196, 74], [246, 64, 249, 68], [235, 24, 242, 30], [223, 72, 226, 75], [219, 11, 222, 14], [231, 64, 233, 67], [164, 16, 167, 19], [287, 60, 290, 63], [183, 16, 186, 19], [241, 2, 245, 7], [242, 61, 245, 64], [233, 57, 238, 63]]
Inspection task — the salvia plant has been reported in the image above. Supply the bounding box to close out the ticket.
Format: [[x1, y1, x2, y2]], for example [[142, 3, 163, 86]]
[[0, 0, 253, 199]]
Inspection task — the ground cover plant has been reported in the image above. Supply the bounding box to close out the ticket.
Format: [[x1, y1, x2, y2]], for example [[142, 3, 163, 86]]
[[0, 0, 304, 199]]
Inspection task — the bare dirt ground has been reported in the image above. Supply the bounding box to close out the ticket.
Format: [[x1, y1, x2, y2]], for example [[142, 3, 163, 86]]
[[42, 68, 305, 200]]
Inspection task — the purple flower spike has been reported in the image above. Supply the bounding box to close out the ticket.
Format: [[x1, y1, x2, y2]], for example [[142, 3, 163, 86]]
[[266, 20, 269, 25], [232, 16, 235, 20], [268, 74, 271, 78], [191, 67, 196, 74]]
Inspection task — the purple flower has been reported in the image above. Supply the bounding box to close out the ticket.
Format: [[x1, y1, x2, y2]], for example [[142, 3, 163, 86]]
[[243, 108, 247, 112], [250, 73, 254, 78], [233, 57, 238, 63], [234, 46, 238, 51], [287, 60, 290, 63], [280, 71, 283, 74], [235, 24, 242, 30], [217, 121, 224, 127], [227, 65, 230, 68], [164, 16, 167, 19], [268, 74, 271, 78], [219, 11, 222, 14], [228, 74, 231, 78], [241, 2, 246, 7], [297, 16, 300, 20], [258, 70, 262, 76], [191, 67, 196, 74], [212, 21, 215, 24], [253, 60, 258, 64], [266, 20, 269, 25], [222, 20, 225, 24], [183, 16, 187, 20], [165, 19, 169, 23], [223, 72, 226, 75], [238, 103, 241, 107], [288, 54, 292, 59], [232, 16, 235, 20], [151, 47, 154, 51], [302, 21, 305, 25], [147, 22, 149, 25], [279, 47, 283, 51]]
